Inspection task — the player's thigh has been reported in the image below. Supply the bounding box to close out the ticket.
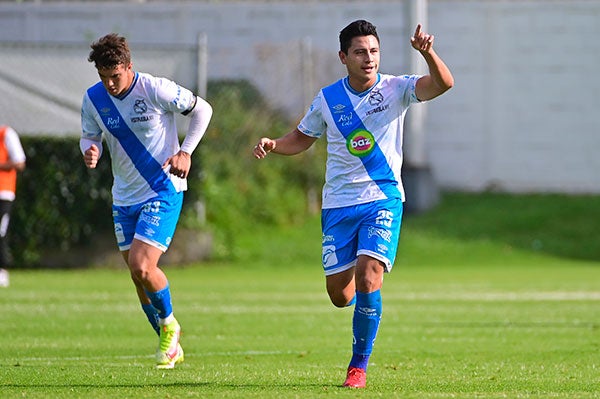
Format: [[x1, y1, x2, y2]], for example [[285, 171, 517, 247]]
[[321, 206, 361, 276], [133, 191, 184, 252], [356, 198, 403, 273]]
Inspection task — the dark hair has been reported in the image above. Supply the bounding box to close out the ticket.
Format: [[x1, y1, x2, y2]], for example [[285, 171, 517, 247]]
[[339, 20, 380, 54], [88, 33, 131, 69]]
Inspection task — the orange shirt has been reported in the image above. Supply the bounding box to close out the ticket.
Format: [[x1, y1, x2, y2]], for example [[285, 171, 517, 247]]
[[0, 126, 18, 195]]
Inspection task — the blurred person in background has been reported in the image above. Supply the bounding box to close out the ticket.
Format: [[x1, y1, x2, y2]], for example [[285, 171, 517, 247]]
[[0, 125, 26, 288], [80, 33, 212, 369], [253, 20, 453, 388]]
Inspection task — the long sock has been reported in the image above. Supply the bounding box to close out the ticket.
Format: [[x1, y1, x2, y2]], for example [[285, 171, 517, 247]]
[[141, 303, 160, 335], [349, 290, 382, 371], [146, 284, 174, 322]]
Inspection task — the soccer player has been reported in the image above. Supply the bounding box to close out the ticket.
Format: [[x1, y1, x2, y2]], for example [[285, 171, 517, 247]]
[[253, 20, 453, 387], [80, 33, 213, 369], [0, 125, 26, 288]]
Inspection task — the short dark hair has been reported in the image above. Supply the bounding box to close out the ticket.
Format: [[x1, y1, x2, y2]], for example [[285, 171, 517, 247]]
[[88, 33, 131, 69], [339, 20, 380, 54]]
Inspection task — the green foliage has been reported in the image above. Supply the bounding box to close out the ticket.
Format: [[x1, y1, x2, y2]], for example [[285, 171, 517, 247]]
[[10, 80, 326, 267], [195, 80, 326, 258], [12, 136, 114, 267]]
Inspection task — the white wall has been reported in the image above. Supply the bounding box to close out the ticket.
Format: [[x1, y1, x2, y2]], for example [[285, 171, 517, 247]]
[[0, 0, 598, 194]]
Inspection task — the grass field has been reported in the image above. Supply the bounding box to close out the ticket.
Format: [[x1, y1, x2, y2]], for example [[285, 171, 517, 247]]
[[1, 193, 599, 398]]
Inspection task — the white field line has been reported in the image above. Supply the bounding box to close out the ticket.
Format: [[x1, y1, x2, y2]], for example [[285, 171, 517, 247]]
[[384, 291, 600, 301], [13, 350, 303, 364]]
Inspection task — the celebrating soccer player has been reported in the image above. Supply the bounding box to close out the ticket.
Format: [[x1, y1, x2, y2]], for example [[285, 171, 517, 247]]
[[253, 20, 453, 387]]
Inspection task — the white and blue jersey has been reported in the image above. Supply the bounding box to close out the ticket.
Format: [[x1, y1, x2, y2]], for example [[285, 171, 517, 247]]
[[81, 72, 197, 207], [298, 73, 421, 209]]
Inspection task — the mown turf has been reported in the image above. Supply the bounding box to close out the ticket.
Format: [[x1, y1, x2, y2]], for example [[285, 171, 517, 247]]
[[1, 193, 599, 398]]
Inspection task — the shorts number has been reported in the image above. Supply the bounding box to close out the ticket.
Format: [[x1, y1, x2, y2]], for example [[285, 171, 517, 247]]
[[142, 201, 161, 214], [375, 210, 393, 228]]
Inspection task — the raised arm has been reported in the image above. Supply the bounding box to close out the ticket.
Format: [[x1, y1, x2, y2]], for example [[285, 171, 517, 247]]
[[411, 24, 454, 101], [253, 128, 317, 159]]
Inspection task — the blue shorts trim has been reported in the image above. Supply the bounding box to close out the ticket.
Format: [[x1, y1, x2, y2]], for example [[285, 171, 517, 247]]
[[112, 191, 183, 252], [321, 198, 403, 276]]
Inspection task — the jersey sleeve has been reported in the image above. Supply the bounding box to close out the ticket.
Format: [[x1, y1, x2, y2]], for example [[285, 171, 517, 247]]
[[80, 93, 103, 140], [4, 127, 26, 163], [297, 93, 326, 138], [398, 74, 423, 105], [153, 77, 197, 114]]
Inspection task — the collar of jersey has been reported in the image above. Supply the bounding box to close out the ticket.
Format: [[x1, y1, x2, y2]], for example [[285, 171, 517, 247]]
[[343, 73, 380, 97], [114, 72, 139, 100]]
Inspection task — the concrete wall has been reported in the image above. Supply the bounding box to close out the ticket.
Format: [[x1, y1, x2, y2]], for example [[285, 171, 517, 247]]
[[0, 0, 598, 194]]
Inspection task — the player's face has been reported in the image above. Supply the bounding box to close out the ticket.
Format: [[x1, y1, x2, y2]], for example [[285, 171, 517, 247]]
[[339, 35, 380, 92], [97, 63, 134, 97]]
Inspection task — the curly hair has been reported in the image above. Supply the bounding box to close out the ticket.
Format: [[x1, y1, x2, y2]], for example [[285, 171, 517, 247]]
[[88, 33, 131, 69], [339, 20, 380, 54]]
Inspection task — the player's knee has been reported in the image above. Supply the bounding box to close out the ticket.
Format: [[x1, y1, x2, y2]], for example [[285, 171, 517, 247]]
[[328, 291, 354, 308], [128, 261, 154, 283]]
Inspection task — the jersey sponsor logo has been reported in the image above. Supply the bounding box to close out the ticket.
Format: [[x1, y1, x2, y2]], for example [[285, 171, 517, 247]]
[[332, 103, 346, 113], [365, 104, 390, 116], [337, 112, 353, 127], [322, 234, 335, 244], [377, 243, 389, 254], [357, 306, 378, 317], [144, 226, 156, 237], [322, 245, 338, 267], [106, 116, 121, 130], [368, 226, 392, 242], [347, 129, 375, 157]]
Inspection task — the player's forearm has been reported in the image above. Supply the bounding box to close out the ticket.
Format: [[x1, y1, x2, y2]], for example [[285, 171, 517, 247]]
[[180, 97, 213, 155], [0, 161, 24, 171], [271, 129, 316, 155], [420, 49, 454, 99]]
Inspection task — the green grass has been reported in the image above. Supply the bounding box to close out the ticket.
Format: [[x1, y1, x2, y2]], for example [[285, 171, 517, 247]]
[[1, 193, 599, 398]]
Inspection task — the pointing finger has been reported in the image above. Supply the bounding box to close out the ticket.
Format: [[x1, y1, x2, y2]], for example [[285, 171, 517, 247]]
[[413, 24, 422, 38]]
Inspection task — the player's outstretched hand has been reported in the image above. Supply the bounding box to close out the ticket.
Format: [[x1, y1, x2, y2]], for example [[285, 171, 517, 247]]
[[410, 24, 434, 53], [84, 144, 100, 169], [253, 138, 276, 159]]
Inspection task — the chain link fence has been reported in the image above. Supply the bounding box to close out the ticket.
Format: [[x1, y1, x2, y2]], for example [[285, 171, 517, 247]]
[[1, 38, 327, 267]]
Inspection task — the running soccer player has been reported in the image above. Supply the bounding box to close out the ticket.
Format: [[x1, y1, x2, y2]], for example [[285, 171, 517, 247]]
[[80, 33, 213, 369], [253, 20, 453, 388]]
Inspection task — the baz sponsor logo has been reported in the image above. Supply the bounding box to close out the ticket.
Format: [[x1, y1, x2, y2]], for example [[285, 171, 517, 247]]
[[346, 129, 375, 157]]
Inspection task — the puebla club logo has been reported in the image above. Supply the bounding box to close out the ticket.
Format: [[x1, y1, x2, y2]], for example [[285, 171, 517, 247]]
[[347, 129, 375, 157]]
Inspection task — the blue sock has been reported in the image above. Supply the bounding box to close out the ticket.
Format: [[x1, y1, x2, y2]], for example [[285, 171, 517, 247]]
[[146, 284, 173, 321], [350, 290, 382, 371], [141, 303, 160, 335], [346, 294, 356, 307]]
